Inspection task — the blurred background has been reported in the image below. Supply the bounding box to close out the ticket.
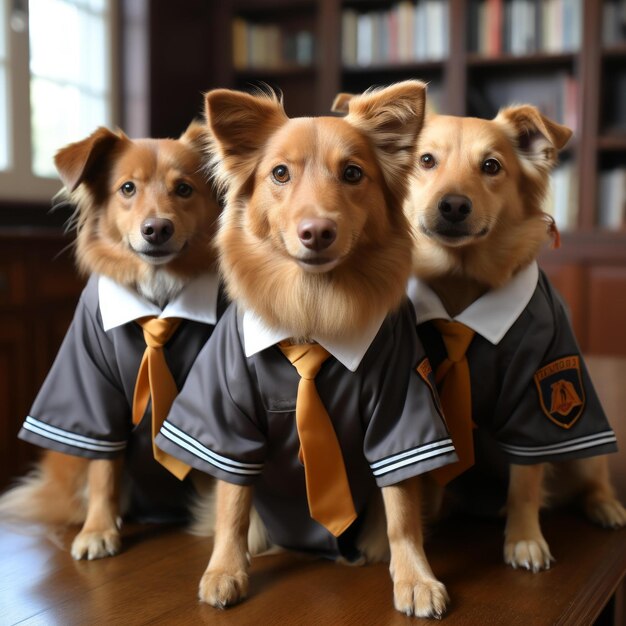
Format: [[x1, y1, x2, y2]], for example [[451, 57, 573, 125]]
[[0, 0, 625, 487]]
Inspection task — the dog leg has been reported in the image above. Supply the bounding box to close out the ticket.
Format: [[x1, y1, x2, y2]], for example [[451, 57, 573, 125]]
[[565, 456, 626, 528], [199, 480, 252, 608], [382, 476, 448, 618], [504, 463, 553, 572], [71, 458, 122, 560], [355, 491, 390, 564]]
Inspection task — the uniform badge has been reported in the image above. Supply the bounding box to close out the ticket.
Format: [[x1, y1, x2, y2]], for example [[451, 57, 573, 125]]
[[534, 355, 585, 429], [416, 357, 444, 418]]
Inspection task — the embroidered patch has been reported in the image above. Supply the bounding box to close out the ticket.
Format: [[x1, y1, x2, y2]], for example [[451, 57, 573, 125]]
[[416, 357, 444, 418], [534, 356, 585, 429]]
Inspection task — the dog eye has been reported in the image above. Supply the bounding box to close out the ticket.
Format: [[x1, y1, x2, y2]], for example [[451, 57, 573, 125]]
[[120, 181, 136, 197], [420, 154, 436, 169], [343, 164, 362, 184], [482, 159, 502, 176], [175, 182, 193, 197], [272, 165, 290, 184]]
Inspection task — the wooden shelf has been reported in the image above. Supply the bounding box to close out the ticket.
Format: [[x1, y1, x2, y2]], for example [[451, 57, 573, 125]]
[[235, 65, 316, 78], [603, 42, 626, 57], [598, 134, 626, 152], [342, 60, 444, 74], [466, 51, 576, 68], [232, 0, 315, 12]]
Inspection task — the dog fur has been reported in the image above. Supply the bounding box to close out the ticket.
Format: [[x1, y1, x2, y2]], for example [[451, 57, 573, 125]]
[[196, 81, 450, 617], [0, 122, 221, 559], [403, 106, 626, 571]]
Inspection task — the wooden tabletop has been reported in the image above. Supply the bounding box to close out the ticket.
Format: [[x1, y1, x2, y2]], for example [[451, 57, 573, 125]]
[[1, 355, 625, 625]]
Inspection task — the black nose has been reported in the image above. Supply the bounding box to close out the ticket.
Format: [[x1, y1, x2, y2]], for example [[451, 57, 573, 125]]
[[141, 217, 174, 245], [438, 194, 472, 223], [297, 218, 337, 251]]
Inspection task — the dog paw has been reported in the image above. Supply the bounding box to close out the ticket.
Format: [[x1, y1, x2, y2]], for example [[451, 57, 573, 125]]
[[71, 529, 121, 560], [393, 577, 449, 618], [585, 498, 626, 529], [504, 539, 553, 573], [199, 569, 248, 608]]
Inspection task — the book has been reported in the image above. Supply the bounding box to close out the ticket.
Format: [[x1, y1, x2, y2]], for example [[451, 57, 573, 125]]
[[232, 17, 248, 70], [598, 168, 626, 230], [356, 12, 373, 66], [546, 161, 577, 230], [342, 9, 358, 66]]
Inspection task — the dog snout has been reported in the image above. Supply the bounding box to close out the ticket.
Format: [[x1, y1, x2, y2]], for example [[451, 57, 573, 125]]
[[297, 218, 337, 251], [438, 194, 472, 223], [141, 217, 175, 245]]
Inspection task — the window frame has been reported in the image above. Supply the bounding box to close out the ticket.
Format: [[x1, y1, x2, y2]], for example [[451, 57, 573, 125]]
[[0, 0, 120, 204]]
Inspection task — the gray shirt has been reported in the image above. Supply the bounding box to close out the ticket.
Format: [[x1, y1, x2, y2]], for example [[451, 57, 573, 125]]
[[156, 299, 457, 558], [410, 265, 618, 513], [18, 273, 224, 522]]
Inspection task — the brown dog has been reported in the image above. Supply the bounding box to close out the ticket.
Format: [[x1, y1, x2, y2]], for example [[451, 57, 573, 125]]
[[155, 81, 458, 617], [0, 123, 222, 559], [403, 105, 625, 571]]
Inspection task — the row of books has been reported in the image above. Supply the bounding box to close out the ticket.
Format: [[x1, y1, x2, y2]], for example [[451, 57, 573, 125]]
[[468, 72, 578, 131], [232, 18, 314, 70], [546, 165, 626, 232], [598, 168, 626, 230], [341, 1, 449, 67], [468, 0, 582, 57]]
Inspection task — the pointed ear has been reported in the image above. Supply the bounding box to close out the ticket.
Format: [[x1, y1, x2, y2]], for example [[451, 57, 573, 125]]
[[345, 80, 426, 200], [495, 105, 572, 172], [179, 119, 210, 152], [54, 127, 125, 191], [205, 88, 288, 186], [331, 92, 354, 114]]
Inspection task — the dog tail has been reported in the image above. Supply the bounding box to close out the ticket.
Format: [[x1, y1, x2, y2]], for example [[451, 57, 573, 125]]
[[0, 451, 89, 528]]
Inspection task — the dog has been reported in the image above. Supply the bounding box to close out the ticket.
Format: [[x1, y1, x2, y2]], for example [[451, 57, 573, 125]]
[[154, 81, 459, 618], [0, 122, 224, 559], [400, 105, 626, 571]]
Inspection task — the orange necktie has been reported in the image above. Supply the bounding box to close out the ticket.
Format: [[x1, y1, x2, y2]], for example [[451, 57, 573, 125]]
[[279, 342, 357, 537], [133, 316, 191, 480], [430, 319, 476, 485]]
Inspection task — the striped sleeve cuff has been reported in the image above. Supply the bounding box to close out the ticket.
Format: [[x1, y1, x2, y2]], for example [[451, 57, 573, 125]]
[[499, 431, 618, 461], [157, 421, 264, 479], [21, 415, 126, 455], [370, 438, 456, 480]]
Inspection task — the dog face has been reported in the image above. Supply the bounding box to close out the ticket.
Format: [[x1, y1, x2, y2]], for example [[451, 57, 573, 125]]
[[54, 122, 220, 301], [242, 116, 394, 274], [405, 106, 572, 288], [206, 81, 426, 338]]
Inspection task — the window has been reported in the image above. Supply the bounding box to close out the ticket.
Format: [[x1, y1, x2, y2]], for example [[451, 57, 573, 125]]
[[0, 0, 117, 202]]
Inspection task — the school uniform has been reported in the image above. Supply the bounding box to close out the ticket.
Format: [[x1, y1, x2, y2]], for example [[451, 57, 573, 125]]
[[18, 272, 224, 522], [155, 298, 457, 559], [408, 262, 618, 513]]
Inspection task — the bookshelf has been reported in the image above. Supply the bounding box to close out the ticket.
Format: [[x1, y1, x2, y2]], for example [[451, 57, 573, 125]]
[[206, 0, 626, 354]]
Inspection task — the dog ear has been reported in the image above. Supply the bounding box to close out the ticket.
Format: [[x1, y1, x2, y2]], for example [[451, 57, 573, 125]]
[[179, 119, 210, 152], [344, 80, 426, 200], [331, 92, 354, 114], [205, 88, 288, 185], [495, 105, 572, 171], [54, 127, 124, 191]]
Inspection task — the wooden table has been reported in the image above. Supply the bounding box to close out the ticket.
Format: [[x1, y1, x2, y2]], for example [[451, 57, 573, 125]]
[[1, 356, 625, 625]]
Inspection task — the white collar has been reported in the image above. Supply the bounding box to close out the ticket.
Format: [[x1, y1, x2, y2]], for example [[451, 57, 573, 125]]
[[98, 272, 220, 331], [242, 308, 387, 372], [407, 262, 539, 345]]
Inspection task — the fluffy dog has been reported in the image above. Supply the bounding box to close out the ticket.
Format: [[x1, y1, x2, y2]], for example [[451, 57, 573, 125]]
[[402, 105, 625, 571], [0, 122, 223, 559], [155, 81, 459, 618]]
